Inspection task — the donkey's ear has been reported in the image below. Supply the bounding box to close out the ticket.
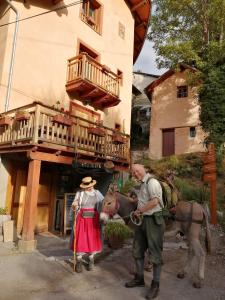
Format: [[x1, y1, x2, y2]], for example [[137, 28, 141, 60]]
[[108, 183, 118, 193]]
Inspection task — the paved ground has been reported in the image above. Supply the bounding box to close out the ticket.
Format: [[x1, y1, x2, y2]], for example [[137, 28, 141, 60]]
[[0, 228, 225, 300]]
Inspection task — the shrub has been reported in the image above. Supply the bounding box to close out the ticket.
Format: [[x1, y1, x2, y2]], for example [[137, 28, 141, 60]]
[[0, 207, 8, 215], [104, 222, 132, 240]]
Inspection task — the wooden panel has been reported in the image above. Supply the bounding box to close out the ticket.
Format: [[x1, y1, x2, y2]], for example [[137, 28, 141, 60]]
[[162, 129, 175, 156], [12, 169, 27, 234], [35, 172, 52, 232]]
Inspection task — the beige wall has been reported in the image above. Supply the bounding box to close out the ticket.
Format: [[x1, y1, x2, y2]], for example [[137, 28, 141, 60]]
[[149, 70, 206, 159], [0, 0, 133, 133]]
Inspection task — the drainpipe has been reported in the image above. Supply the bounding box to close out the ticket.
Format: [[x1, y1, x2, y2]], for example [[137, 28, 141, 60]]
[[4, 0, 19, 112]]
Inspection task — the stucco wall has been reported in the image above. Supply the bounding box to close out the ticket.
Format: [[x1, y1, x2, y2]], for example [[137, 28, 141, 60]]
[[0, 0, 133, 134], [149, 70, 206, 159]]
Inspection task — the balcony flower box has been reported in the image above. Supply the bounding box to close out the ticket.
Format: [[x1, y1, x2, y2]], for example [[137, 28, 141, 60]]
[[88, 126, 106, 137], [15, 111, 30, 121], [52, 114, 73, 126], [0, 116, 11, 127], [112, 133, 127, 145]]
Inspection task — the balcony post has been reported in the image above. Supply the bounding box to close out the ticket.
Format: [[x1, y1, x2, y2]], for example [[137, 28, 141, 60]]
[[81, 54, 86, 79], [18, 159, 41, 251], [33, 104, 41, 143]]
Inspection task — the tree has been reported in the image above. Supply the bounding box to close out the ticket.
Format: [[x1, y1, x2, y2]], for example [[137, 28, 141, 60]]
[[149, 0, 225, 148], [199, 58, 225, 148], [149, 0, 225, 69]]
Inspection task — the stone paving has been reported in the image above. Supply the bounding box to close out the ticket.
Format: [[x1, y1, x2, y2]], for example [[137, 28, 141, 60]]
[[0, 232, 225, 300]]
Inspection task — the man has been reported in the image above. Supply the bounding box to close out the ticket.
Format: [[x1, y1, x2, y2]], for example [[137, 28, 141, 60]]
[[71, 176, 104, 273], [125, 164, 165, 300]]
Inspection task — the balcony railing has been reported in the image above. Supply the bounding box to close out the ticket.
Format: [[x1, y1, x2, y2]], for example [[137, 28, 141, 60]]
[[66, 53, 121, 108], [0, 102, 129, 163]]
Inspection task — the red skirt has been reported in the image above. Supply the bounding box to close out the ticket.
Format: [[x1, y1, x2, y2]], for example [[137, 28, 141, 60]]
[[71, 208, 102, 253]]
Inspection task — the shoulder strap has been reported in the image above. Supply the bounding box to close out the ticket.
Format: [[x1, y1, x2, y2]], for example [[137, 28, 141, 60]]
[[145, 176, 166, 208]]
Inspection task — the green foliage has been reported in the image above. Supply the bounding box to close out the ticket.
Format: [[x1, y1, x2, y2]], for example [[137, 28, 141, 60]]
[[104, 222, 132, 240], [120, 178, 136, 194], [149, 0, 225, 69], [0, 207, 8, 215], [199, 59, 225, 148], [174, 178, 209, 203], [138, 153, 203, 179]]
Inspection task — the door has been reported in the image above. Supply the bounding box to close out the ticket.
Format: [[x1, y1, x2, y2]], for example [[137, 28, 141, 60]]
[[162, 128, 175, 156]]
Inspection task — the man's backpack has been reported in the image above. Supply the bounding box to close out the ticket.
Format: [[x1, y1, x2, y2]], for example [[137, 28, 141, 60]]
[[145, 176, 177, 219]]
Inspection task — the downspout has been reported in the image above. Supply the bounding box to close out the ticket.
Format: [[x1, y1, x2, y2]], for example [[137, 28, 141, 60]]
[[4, 0, 19, 112]]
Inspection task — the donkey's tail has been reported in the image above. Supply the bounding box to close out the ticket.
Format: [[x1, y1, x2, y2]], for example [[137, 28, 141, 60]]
[[203, 208, 212, 254]]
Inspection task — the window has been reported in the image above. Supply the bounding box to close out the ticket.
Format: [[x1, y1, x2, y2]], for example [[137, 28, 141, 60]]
[[177, 86, 188, 98], [115, 123, 121, 131], [118, 22, 125, 39], [81, 0, 102, 34], [78, 41, 99, 60], [190, 127, 196, 138], [117, 70, 123, 86]]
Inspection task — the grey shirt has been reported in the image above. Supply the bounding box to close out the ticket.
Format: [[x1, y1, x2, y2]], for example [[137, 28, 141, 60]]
[[137, 173, 164, 216]]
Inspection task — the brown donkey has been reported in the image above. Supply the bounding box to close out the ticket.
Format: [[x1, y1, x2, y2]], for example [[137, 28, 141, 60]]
[[100, 189, 211, 288]]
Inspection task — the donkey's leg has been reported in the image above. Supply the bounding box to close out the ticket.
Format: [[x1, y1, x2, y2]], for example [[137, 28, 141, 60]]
[[177, 241, 193, 279], [191, 238, 205, 288]]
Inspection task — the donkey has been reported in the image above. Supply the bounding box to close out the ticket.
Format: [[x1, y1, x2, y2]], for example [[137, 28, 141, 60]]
[[100, 187, 211, 288]]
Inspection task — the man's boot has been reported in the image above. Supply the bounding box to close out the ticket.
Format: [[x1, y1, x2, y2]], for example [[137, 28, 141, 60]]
[[125, 259, 145, 288], [75, 259, 83, 273], [125, 273, 145, 288], [145, 280, 159, 299]]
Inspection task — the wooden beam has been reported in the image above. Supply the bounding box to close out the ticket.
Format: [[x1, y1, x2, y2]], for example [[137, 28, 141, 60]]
[[27, 151, 73, 165], [92, 94, 109, 105], [131, 0, 147, 12], [22, 159, 41, 241], [80, 87, 98, 98], [135, 21, 147, 30]]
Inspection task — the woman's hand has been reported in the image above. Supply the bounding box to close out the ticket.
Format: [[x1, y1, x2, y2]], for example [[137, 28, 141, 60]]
[[72, 200, 79, 210]]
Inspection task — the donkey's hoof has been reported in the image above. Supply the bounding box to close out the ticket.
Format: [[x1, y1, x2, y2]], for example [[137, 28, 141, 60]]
[[193, 281, 202, 289], [177, 272, 185, 279]]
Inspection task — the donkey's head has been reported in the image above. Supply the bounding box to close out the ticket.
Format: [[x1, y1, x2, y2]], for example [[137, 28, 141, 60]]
[[100, 184, 119, 223]]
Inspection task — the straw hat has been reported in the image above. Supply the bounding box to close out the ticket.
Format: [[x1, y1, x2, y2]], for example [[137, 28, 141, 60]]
[[80, 176, 96, 189]]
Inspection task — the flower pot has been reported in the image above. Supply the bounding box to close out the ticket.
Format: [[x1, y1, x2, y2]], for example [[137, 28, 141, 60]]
[[88, 127, 106, 137], [0, 116, 11, 127], [52, 114, 73, 126], [0, 215, 11, 235], [112, 133, 127, 145], [107, 236, 124, 249], [15, 111, 30, 121]]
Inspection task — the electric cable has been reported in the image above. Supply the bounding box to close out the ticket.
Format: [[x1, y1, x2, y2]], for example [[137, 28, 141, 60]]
[[0, 0, 83, 28]]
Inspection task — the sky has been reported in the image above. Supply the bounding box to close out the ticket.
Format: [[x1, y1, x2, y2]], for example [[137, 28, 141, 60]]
[[134, 39, 167, 76]]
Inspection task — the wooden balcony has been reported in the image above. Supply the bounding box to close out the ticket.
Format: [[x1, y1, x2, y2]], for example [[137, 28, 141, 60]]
[[66, 53, 121, 109], [0, 102, 129, 169]]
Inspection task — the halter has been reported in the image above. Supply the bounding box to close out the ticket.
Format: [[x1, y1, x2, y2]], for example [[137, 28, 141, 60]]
[[104, 192, 143, 225]]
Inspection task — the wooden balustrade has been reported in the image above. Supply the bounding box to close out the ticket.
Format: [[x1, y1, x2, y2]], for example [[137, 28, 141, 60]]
[[67, 53, 120, 96], [0, 103, 129, 162]]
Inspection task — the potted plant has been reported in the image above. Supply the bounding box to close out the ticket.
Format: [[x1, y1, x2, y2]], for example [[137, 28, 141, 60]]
[[88, 120, 106, 137], [112, 131, 127, 145], [52, 114, 73, 126], [0, 115, 11, 126], [104, 221, 132, 249], [15, 110, 30, 121], [0, 207, 11, 236]]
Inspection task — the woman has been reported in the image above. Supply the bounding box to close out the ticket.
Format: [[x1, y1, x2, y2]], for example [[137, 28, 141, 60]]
[[71, 176, 104, 273]]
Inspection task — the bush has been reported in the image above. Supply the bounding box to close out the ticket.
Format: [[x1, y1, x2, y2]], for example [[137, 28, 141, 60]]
[[174, 177, 210, 203], [0, 207, 8, 215], [104, 222, 132, 240]]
